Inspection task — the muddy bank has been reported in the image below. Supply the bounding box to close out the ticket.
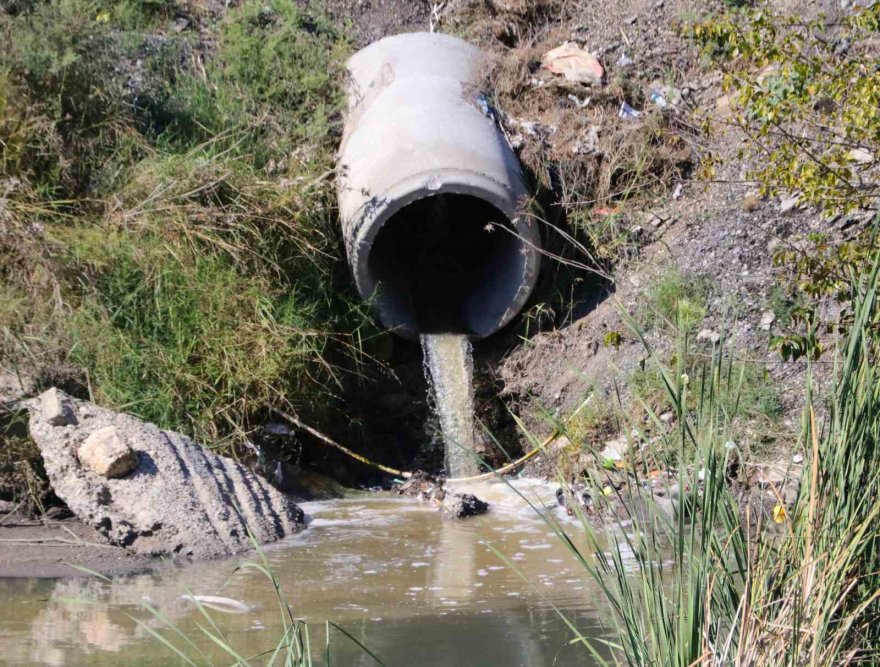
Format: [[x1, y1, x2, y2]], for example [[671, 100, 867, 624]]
[[0, 518, 155, 578]]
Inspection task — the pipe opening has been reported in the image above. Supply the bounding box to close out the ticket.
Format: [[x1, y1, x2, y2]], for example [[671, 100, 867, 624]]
[[367, 193, 528, 337]]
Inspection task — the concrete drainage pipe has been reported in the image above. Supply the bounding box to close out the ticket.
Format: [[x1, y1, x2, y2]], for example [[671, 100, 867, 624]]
[[337, 32, 541, 340]]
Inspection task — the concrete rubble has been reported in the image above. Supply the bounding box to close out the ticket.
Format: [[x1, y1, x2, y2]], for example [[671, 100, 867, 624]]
[[28, 389, 304, 559]]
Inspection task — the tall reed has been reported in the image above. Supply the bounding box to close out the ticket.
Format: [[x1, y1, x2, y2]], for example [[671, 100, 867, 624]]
[[549, 259, 880, 665]]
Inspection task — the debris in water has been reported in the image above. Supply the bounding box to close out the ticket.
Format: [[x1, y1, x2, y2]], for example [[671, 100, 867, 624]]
[[439, 491, 489, 519], [181, 595, 253, 614]]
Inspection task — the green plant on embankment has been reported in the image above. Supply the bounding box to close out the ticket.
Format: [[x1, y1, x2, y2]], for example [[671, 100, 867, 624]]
[[689, 3, 880, 215], [545, 261, 880, 665], [0, 0, 374, 447]]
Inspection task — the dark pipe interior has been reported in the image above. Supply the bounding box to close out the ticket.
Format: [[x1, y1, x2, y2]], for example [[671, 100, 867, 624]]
[[368, 194, 526, 336]]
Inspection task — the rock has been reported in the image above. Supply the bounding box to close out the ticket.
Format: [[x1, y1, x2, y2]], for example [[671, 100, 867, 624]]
[[659, 411, 675, 424], [651, 494, 676, 521], [754, 459, 801, 504], [27, 391, 304, 559], [440, 492, 489, 519], [760, 310, 776, 331], [78, 426, 138, 478], [40, 387, 77, 427], [548, 434, 573, 452], [263, 422, 291, 435], [697, 328, 721, 344], [600, 436, 628, 462]]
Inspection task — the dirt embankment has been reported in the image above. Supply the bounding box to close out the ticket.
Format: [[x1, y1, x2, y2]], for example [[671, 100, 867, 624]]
[[0, 0, 866, 576]]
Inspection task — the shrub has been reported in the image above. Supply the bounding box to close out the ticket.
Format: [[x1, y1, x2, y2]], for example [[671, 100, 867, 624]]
[[0, 0, 371, 447]]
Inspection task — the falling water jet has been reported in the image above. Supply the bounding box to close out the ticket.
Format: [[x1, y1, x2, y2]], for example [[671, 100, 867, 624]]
[[421, 334, 481, 479]]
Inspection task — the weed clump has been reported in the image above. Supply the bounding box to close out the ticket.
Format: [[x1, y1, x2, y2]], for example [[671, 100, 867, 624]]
[[0, 0, 372, 447]]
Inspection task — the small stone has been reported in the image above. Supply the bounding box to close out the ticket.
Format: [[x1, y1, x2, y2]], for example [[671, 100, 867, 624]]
[[40, 387, 77, 427], [792, 453, 804, 464], [78, 426, 138, 478], [441, 493, 489, 519], [697, 328, 721, 344], [760, 310, 776, 331], [659, 412, 675, 424]]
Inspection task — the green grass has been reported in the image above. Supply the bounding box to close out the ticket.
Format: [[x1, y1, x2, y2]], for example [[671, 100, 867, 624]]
[[643, 266, 712, 334], [544, 259, 880, 665], [0, 0, 374, 448]]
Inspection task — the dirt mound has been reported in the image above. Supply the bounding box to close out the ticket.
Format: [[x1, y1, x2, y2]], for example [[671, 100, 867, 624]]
[[28, 390, 304, 560]]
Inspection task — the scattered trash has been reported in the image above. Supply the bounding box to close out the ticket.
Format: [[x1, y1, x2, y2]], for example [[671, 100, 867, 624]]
[[792, 453, 804, 464], [779, 193, 801, 213], [593, 206, 620, 217], [542, 43, 604, 84], [567, 93, 591, 109], [760, 310, 776, 331], [616, 53, 633, 68], [672, 183, 684, 200], [181, 595, 254, 614], [618, 101, 641, 119], [476, 93, 499, 123], [650, 86, 682, 108], [650, 90, 668, 107], [773, 504, 787, 524]]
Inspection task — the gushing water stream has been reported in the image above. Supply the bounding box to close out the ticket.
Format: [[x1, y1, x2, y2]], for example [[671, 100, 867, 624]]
[[420, 334, 481, 478]]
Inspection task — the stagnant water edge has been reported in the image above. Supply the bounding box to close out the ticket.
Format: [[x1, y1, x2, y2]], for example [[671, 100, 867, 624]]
[[0, 479, 631, 666]]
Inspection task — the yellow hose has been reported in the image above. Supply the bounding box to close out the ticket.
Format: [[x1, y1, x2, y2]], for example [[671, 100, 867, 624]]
[[270, 394, 592, 484]]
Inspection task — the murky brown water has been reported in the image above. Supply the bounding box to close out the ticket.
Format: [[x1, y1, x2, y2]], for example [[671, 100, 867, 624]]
[[0, 479, 620, 666]]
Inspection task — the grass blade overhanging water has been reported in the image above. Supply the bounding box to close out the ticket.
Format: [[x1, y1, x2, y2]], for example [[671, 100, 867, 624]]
[[530, 254, 880, 665]]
